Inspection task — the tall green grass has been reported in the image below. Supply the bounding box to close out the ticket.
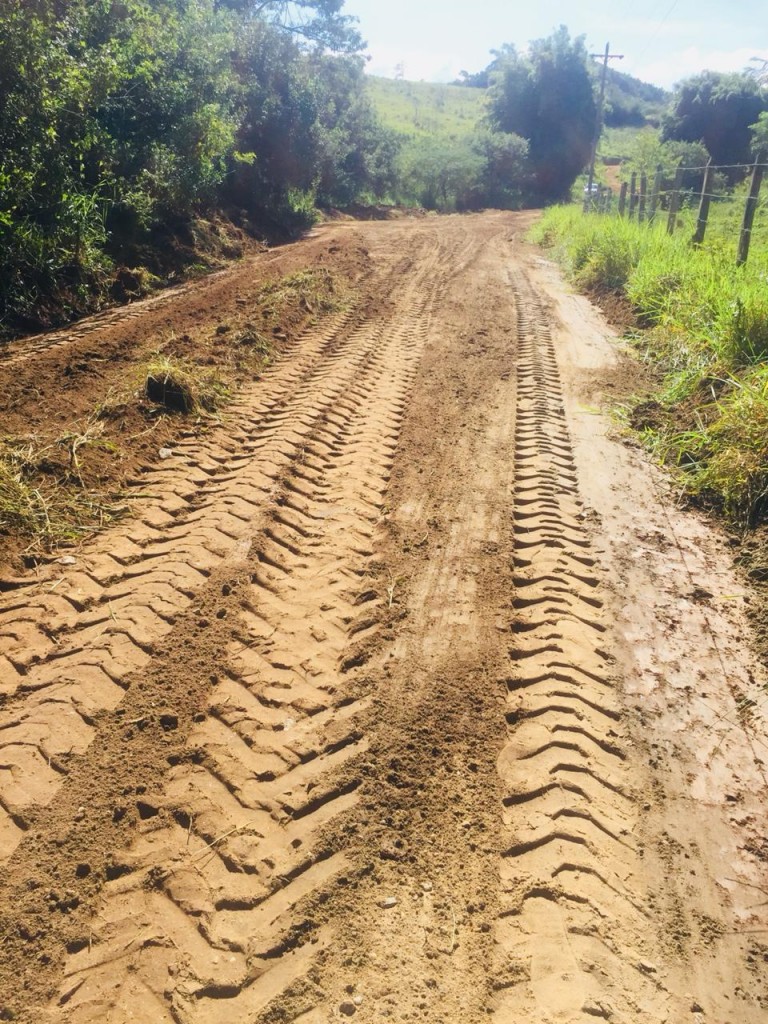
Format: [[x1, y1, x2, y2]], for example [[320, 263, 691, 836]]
[[531, 203, 768, 526]]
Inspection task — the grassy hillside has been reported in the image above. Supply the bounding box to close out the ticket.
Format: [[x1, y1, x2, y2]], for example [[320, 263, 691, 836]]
[[366, 73, 665, 206], [365, 76, 487, 141], [364, 76, 492, 210], [604, 66, 669, 128]]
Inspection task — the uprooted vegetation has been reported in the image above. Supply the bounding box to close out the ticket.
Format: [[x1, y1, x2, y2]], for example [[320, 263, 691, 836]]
[[530, 203, 768, 527], [0, 266, 349, 568]]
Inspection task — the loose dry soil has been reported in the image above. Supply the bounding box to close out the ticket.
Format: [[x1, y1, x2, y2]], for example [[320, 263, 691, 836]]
[[0, 211, 766, 1024]]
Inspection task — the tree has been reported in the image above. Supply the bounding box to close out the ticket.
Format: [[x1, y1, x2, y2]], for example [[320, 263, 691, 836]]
[[466, 130, 529, 209], [217, 0, 362, 52], [399, 138, 483, 211], [488, 27, 596, 202], [661, 71, 768, 177], [0, 0, 392, 329], [310, 55, 401, 207], [751, 111, 768, 156]]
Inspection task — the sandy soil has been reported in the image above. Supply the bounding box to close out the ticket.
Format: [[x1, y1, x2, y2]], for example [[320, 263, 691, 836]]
[[0, 212, 766, 1023]]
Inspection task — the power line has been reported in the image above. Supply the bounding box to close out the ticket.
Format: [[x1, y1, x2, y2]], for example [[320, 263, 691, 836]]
[[634, 0, 683, 65]]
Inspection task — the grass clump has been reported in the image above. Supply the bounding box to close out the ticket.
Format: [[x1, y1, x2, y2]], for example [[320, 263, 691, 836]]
[[532, 203, 768, 526], [144, 354, 229, 414], [0, 456, 50, 537], [648, 368, 768, 527]]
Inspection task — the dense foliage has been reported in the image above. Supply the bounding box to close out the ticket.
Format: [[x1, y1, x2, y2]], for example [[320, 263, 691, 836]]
[[750, 111, 768, 156], [0, 0, 397, 331], [2, 6, 683, 334], [488, 28, 596, 202]]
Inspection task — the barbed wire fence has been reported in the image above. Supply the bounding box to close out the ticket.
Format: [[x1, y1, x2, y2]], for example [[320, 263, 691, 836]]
[[583, 156, 766, 266]]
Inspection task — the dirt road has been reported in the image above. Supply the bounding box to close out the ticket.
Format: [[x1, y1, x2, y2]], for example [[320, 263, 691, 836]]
[[0, 212, 766, 1023]]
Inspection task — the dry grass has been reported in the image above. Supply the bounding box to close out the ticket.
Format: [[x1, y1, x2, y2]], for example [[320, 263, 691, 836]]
[[0, 433, 126, 552]]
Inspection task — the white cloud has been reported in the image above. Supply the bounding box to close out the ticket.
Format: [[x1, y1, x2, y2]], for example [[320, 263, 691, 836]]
[[604, 16, 703, 43], [363, 46, 469, 83], [628, 46, 764, 89]]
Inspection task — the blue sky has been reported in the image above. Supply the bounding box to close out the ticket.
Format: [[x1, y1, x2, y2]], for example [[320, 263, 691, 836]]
[[341, 0, 768, 89]]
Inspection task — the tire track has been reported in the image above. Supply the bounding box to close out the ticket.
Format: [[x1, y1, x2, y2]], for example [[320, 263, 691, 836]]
[[494, 271, 668, 1023], [0, 270, 238, 369], [0, 232, 445, 865], [0, 233, 349, 370], [0, 306, 360, 860], [35, 296, 433, 1020]]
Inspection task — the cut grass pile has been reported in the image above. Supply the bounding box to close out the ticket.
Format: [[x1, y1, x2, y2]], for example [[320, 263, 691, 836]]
[[257, 268, 346, 324], [531, 203, 768, 526], [0, 433, 125, 552], [106, 269, 347, 417]]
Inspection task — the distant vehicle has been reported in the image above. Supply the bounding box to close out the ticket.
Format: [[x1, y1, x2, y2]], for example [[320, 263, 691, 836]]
[[583, 183, 600, 195]]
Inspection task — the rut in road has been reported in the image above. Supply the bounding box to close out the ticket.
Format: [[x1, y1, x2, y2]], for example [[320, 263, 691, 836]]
[[23, 284, 438, 1018], [494, 271, 667, 1022]]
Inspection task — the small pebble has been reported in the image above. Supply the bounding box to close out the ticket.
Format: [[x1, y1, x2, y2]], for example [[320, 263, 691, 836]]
[[339, 1001, 356, 1016], [379, 896, 398, 909], [158, 447, 174, 460], [59, 555, 77, 565], [421, 881, 433, 892]]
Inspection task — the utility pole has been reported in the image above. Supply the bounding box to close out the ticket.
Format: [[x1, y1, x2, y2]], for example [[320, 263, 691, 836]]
[[585, 43, 624, 208], [737, 154, 765, 267]]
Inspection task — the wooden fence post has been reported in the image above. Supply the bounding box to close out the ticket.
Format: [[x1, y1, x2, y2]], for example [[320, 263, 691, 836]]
[[737, 155, 765, 267], [692, 159, 715, 247], [618, 181, 628, 217], [628, 172, 638, 219], [649, 164, 663, 223], [638, 173, 648, 223], [666, 164, 684, 235]]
